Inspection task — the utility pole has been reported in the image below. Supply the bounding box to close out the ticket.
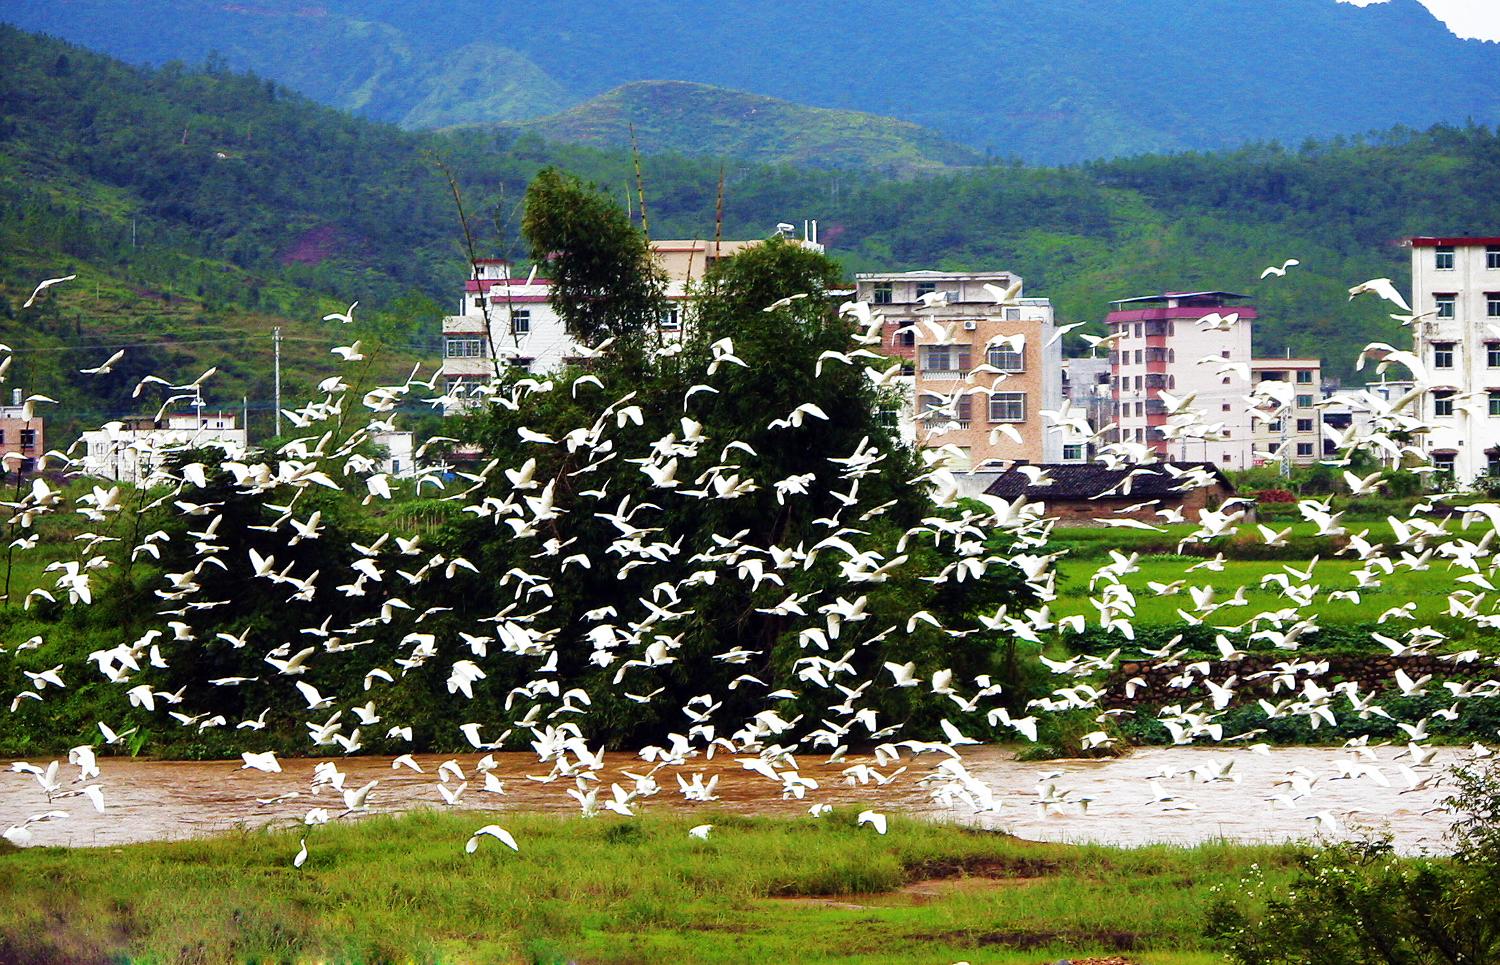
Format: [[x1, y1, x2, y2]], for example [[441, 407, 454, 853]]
[[272, 327, 282, 437]]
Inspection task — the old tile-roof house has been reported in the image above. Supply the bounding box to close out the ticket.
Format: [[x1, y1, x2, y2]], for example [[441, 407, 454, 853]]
[[982, 461, 1235, 522]]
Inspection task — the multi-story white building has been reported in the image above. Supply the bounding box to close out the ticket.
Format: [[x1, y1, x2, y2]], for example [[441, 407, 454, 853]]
[[441, 259, 569, 405], [1061, 357, 1111, 458], [80, 413, 247, 483], [1107, 291, 1257, 469], [1106, 292, 1332, 471], [1249, 357, 1324, 468], [440, 227, 826, 411], [854, 270, 1067, 470], [1406, 236, 1500, 481]]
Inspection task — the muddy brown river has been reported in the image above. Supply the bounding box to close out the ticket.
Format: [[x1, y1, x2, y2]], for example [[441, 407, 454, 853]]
[[2, 745, 1464, 852]]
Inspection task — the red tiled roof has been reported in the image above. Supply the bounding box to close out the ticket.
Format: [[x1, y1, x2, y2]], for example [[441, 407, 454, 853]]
[[1406, 237, 1500, 248]]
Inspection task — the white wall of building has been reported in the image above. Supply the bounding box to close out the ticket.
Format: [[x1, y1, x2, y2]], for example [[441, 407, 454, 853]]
[[80, 415, 248, 483], [1409, 239, 1500, 482]]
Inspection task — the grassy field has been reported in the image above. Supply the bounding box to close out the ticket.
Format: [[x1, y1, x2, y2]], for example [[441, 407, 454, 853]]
[[1052, 554, 1468, 629], [0, 810, 1294, 964]]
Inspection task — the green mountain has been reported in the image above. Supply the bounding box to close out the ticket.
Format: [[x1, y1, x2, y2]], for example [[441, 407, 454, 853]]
[[6, 0, 1500, 163], [3, 23, 1498, 411], [492, 81, 982, 175]]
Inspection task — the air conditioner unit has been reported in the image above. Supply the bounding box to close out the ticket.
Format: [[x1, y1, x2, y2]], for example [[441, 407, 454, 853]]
[[962, 320, 978, 331]]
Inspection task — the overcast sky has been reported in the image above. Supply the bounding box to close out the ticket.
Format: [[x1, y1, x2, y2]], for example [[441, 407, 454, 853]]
[[1339, 0, 1500, 40]]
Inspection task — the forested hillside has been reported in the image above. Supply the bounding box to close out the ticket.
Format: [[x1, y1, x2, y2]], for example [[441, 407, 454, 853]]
[[2, 23, 1498, 430], [488, 81, 982, 175], [5, 0, 1499, 163]]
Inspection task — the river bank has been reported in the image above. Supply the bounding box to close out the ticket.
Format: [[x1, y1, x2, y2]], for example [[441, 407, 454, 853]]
[[0, 809, 1294, 964], [2, 744, 1461, 852]]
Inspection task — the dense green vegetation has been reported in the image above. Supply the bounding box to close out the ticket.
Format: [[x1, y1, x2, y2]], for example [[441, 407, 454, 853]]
[[7, 0, 1500, 163], [5, 21, 1499, 414], [491, 81, 983, 175], [1208, 760, 1500, 964], [0, 809, 1295, 963]]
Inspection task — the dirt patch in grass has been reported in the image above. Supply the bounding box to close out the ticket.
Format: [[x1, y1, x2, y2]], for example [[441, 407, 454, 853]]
[[905, 854, 1059, 881], [898, 875, 1042, 901], [768, 875, 1042, 911], [972, 929, 1142, 951], [0, 931, 119, 965]]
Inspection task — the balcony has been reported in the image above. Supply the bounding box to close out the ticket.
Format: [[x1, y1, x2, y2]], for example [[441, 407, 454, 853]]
[[919, 367, 968, 380]]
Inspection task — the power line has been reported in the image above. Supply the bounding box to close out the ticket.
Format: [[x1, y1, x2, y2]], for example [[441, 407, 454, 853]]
[[0, 333, 441, 355]]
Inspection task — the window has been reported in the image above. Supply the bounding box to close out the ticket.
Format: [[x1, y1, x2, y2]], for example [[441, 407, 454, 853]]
[[0, 430, 5, 445], [1297, 418, 1314, 432], [1488, 343, 1500, 368], [877, 408, 900, 428], [1434, 392, 1455, 417], [1436, 245, 1455, 270], [987, 345, 1025, 372], [1268, 419, 1283, 432], [895, 329, 915, 347], [18, 430, 34, 450], [445, 337, 483, 358], [920, 345, 969, 376], [1489, 391, 1500, 417], [1003, 308, 1021, 321], [1489, 246, 1500, 270], [1134, 350, 1142, 365], [1435, 295, 1456, 319], [1062, 443, 1084, 461], [1296, 370, 1313, 384], [1133, 323, 1142, 338], [989, 392, 1026, 423], [915, 282, 936, 299], [1221, 403, 1231, 412], [511, 309, 531, 335], [1488, 293, 1500, 318], [658, 307, 680, 330], [472, 296, 484, 310], [919, 394, 967, 425], [1435, 453, 1456, 475], [1296, 443, 1313, 457], [1135, 402, 1144, 417], [873, 284, 893, 305], [1434, 342, 1455, 368], [1490, 453, 1500, 477], [444, 375, 485, 397], [1296, 394, 1314, 408]]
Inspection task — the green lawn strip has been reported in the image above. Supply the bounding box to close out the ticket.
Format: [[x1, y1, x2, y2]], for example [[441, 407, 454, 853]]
[[1052, 554, 1473, 632], [0, 810, 1298, 963]]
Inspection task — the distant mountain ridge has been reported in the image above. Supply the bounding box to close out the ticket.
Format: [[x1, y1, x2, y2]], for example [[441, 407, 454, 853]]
[[5, 0, 1500, 163], [488, 81, 983, 174], [4, 24, 1500, 393]]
